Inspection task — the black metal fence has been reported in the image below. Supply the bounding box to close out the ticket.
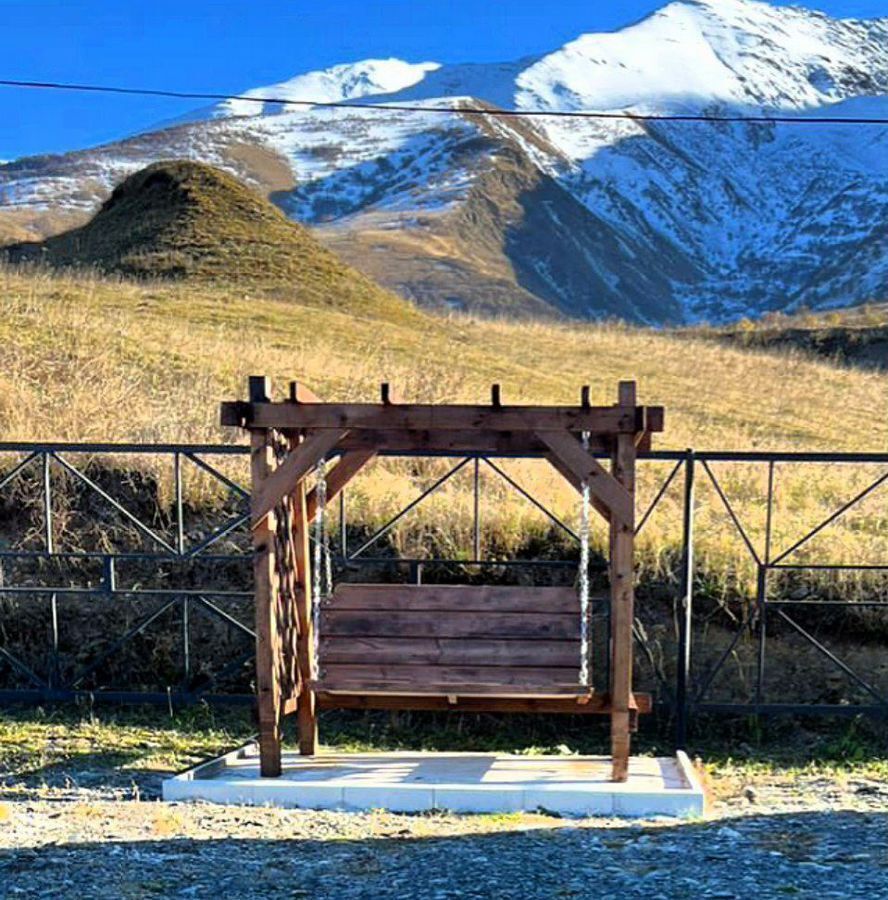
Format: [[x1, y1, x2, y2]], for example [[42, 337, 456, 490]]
[[1, 441, 886, 746]]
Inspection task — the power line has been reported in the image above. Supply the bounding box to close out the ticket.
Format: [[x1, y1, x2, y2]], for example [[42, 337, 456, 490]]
[[1, 77, 888, 125]]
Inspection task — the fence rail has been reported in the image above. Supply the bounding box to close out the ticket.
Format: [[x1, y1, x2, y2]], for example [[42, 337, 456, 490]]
[[1, 441, 886, 747]]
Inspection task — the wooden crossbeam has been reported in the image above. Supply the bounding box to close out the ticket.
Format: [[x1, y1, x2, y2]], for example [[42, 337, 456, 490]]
[[222, 402, 649, 433], [539, 431, 634, 528], [251, 429, 348, 525], [336, 429, 610, 456], [306, 449, 376, 519], [316, 691, 652, 715]]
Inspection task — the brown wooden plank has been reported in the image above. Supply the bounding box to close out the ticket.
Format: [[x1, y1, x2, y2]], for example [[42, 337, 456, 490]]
[[320, 636, 581, 667], [290, 476, 317, 756], [539, 430, 634, 529], [320, 609, 580, 640], [337, 430, 609, 456], [610, 385, 637, 782], [249, 380, 283, 778], [251, 429, 348, 525], [316, 691, 652, 714], [316, 663, 585, 694], [329, 584, 586, 614], [223, 402, 640, 433]]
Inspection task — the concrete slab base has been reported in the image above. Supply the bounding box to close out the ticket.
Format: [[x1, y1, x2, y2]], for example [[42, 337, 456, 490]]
[[163, 747, 705, 818]]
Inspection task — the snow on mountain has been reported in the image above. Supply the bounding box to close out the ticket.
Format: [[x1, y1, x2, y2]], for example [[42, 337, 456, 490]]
[[2, 0, 888, 323], [513, 0, 888, 115], [215, 58, 441, 117]]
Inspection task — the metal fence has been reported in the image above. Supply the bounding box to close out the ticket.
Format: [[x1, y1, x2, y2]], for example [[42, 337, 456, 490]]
[[1, 441, 886, 745]]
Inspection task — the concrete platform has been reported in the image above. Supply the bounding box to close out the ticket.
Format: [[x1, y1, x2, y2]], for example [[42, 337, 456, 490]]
[[163, 747, 705, 817]]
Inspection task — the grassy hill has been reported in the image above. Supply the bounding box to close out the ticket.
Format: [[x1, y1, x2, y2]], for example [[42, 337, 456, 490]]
[[3, 160, 415, 321], [701, 304, 888, 371], [2, 261, 887, 600]]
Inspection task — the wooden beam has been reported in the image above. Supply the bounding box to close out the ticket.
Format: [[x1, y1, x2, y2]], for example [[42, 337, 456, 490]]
[[249, 375, 272, 404], [538, 431, 634, 528], [618, 381, 637, 407], [338, 430, 610, 456], [316, 691, 652, 715], [291, 478, 317, 755], [250, 425, 283, 778], [609, 408, 637, 782], [222, 402, 643, 433], [545, 451, 611, 523], [251, 429, 348, 525], [306, 449, 376, 519]]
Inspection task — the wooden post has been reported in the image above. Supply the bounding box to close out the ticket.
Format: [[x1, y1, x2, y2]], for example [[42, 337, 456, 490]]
[[249, 376, 283, 778], [609, 381, 637, 782], [292, 464, 318, 755]]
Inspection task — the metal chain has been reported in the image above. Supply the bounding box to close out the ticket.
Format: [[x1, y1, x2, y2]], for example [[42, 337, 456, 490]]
[[311, 456, 330, 679], [578, 431, 591, 687]]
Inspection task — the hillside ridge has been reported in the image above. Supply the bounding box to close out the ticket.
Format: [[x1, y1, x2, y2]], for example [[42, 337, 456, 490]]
[[3, 160, 417, 321]]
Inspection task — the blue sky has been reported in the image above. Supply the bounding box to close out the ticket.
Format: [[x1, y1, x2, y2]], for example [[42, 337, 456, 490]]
[[1, 0, 886, 160]]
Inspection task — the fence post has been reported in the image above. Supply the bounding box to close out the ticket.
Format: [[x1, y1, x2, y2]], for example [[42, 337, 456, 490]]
[[675, 448, 695, 750], [43, 452, 60, 693], [755, 563, 768, 709]]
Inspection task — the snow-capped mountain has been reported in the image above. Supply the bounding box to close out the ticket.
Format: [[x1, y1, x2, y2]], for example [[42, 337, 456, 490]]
[[2, 0, 888, 323]]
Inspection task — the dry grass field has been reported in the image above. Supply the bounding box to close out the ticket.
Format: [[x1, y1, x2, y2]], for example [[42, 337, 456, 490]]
[[2, 263, 887, 598]]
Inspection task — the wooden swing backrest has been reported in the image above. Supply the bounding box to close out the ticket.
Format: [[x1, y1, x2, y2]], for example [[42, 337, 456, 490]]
[[316, 583, 596, 697]]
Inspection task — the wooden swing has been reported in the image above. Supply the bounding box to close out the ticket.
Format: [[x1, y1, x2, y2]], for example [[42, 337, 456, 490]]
[[221, 378, 664, 782]]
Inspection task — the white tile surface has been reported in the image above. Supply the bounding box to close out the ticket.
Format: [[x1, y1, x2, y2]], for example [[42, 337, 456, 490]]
[[163, 748, 705, 818]]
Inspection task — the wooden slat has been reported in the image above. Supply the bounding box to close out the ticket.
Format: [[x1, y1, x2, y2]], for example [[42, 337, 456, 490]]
[[320, 609, 580, 640], [317, 691, 652, 715], [320, 636, 581, 667], [316, 663, 584, 694], [223, 402, 642, 433], [329, 584, 585, 614]]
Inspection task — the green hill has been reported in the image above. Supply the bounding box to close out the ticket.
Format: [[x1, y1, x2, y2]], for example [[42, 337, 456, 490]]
[[4, 160, 415, 320]]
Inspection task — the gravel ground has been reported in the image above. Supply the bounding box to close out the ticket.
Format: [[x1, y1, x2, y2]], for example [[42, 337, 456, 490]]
[[2, 764, 888, 898]]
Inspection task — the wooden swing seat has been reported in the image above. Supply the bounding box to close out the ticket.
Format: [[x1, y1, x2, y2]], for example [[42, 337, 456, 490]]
[[312, 583, 596, 700]]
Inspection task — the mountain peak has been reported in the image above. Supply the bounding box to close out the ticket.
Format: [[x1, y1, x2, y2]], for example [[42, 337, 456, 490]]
[[215, 58, 441, 117]]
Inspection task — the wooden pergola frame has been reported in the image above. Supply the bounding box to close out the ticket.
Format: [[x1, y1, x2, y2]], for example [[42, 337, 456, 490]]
[[221, 377, 664, 782]]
